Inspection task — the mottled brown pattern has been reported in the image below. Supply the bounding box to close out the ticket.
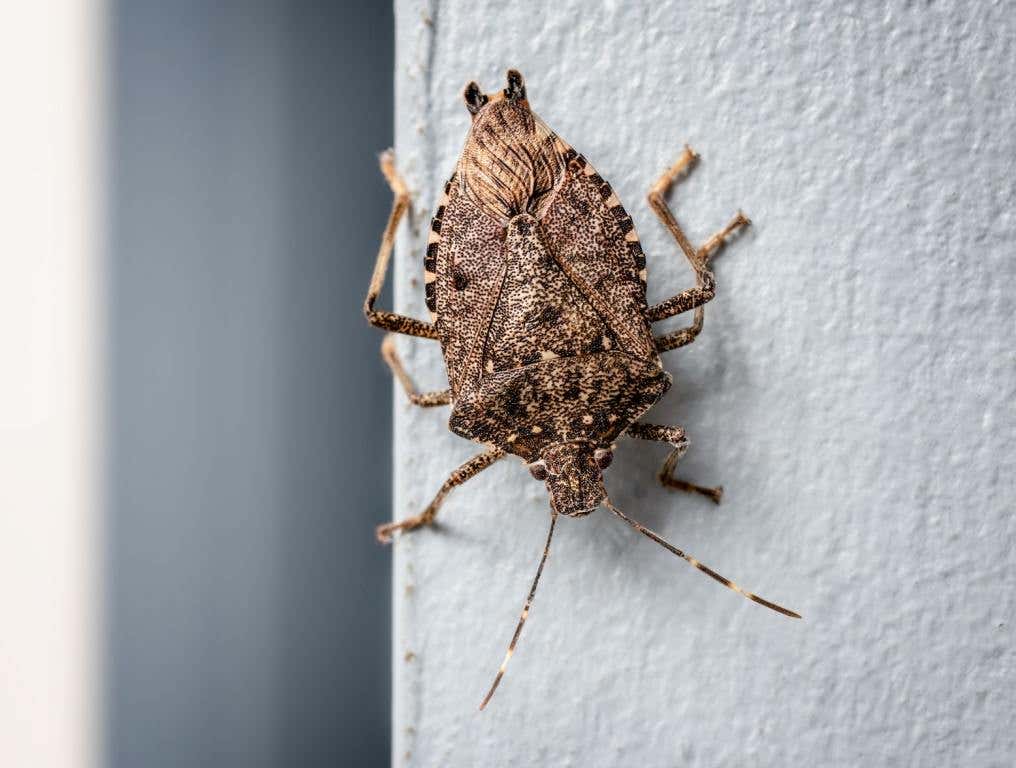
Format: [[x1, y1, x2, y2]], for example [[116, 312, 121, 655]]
[[361, 70, 800, 710], [449, 352, 669, 462], [483, 214, 613, 372], [434, 91, 664, 471], [540, 145, 655, 358], [432, 187, 504, 396]]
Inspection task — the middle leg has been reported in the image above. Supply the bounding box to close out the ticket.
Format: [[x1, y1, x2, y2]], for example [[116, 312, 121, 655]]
[[381, 334, 451, 407], [626, 421, 723, 504]]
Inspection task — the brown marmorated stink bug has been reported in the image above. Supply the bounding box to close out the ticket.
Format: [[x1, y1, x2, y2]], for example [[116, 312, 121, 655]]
[[364, 69, 800, 709]]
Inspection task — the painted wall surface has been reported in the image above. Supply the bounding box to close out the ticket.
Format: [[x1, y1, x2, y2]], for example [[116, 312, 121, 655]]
[[391, 3, 1014, 766]]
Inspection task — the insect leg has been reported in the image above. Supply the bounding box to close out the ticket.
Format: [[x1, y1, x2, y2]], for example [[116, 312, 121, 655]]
[[643, 145, 750, 351], [626, 421, 723, 504], [363, 150, 440, 340], [652, 211, 751, 351], [375, 447, 505, 543], [381, 335, 451, 407]]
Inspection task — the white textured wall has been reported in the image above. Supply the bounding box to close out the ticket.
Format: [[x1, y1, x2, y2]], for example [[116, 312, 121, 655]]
[[390, 3, 1014, 765]]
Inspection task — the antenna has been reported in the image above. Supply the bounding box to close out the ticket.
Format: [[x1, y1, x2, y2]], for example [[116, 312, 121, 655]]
[[479, 511, 558, 710], [603, 499, 800, 619]]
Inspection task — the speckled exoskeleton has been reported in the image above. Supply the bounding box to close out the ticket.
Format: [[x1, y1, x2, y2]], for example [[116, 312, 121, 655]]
[[364, 70, 799, 709]]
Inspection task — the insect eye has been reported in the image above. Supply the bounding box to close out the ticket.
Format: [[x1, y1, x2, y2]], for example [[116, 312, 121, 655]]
[[594, 448, 613, 470], [528, 461, 548, 481]]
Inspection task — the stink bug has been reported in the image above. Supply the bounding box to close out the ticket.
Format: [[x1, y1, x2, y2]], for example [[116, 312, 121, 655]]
[[364, 69, 799, 709]]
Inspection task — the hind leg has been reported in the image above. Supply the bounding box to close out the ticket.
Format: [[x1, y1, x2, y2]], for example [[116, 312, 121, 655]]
[[626, 421, 723, 504], [376, 448, 505, 543]]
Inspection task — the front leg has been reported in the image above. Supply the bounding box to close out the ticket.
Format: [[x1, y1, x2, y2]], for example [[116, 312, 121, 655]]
[[643, 146, 750, 352], [363, 151, 440, 340], [626, 421, 723, 504]]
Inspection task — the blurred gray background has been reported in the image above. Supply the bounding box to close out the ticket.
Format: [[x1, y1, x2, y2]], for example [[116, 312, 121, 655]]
[[108, 2, 392, 765]]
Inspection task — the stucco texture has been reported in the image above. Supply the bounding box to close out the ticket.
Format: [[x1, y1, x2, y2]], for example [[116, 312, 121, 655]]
[[387, 2, 1014, 766]]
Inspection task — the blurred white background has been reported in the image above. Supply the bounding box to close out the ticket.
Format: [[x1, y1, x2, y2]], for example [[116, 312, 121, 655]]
[[1, 2, 104, 766], [1, 2, 396, 766]]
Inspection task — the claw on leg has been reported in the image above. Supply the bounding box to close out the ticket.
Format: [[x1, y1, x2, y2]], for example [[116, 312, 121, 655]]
[[658, 473, 724, 505], [378, 148, 408, 199], [698, 210, 751, 264], [650, 144, 699, 200], [376, 503, 439, 544], [659, 447, 723, 504]]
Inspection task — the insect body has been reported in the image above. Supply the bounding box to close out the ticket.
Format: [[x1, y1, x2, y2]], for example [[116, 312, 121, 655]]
[[364, 70, 799, 709]]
